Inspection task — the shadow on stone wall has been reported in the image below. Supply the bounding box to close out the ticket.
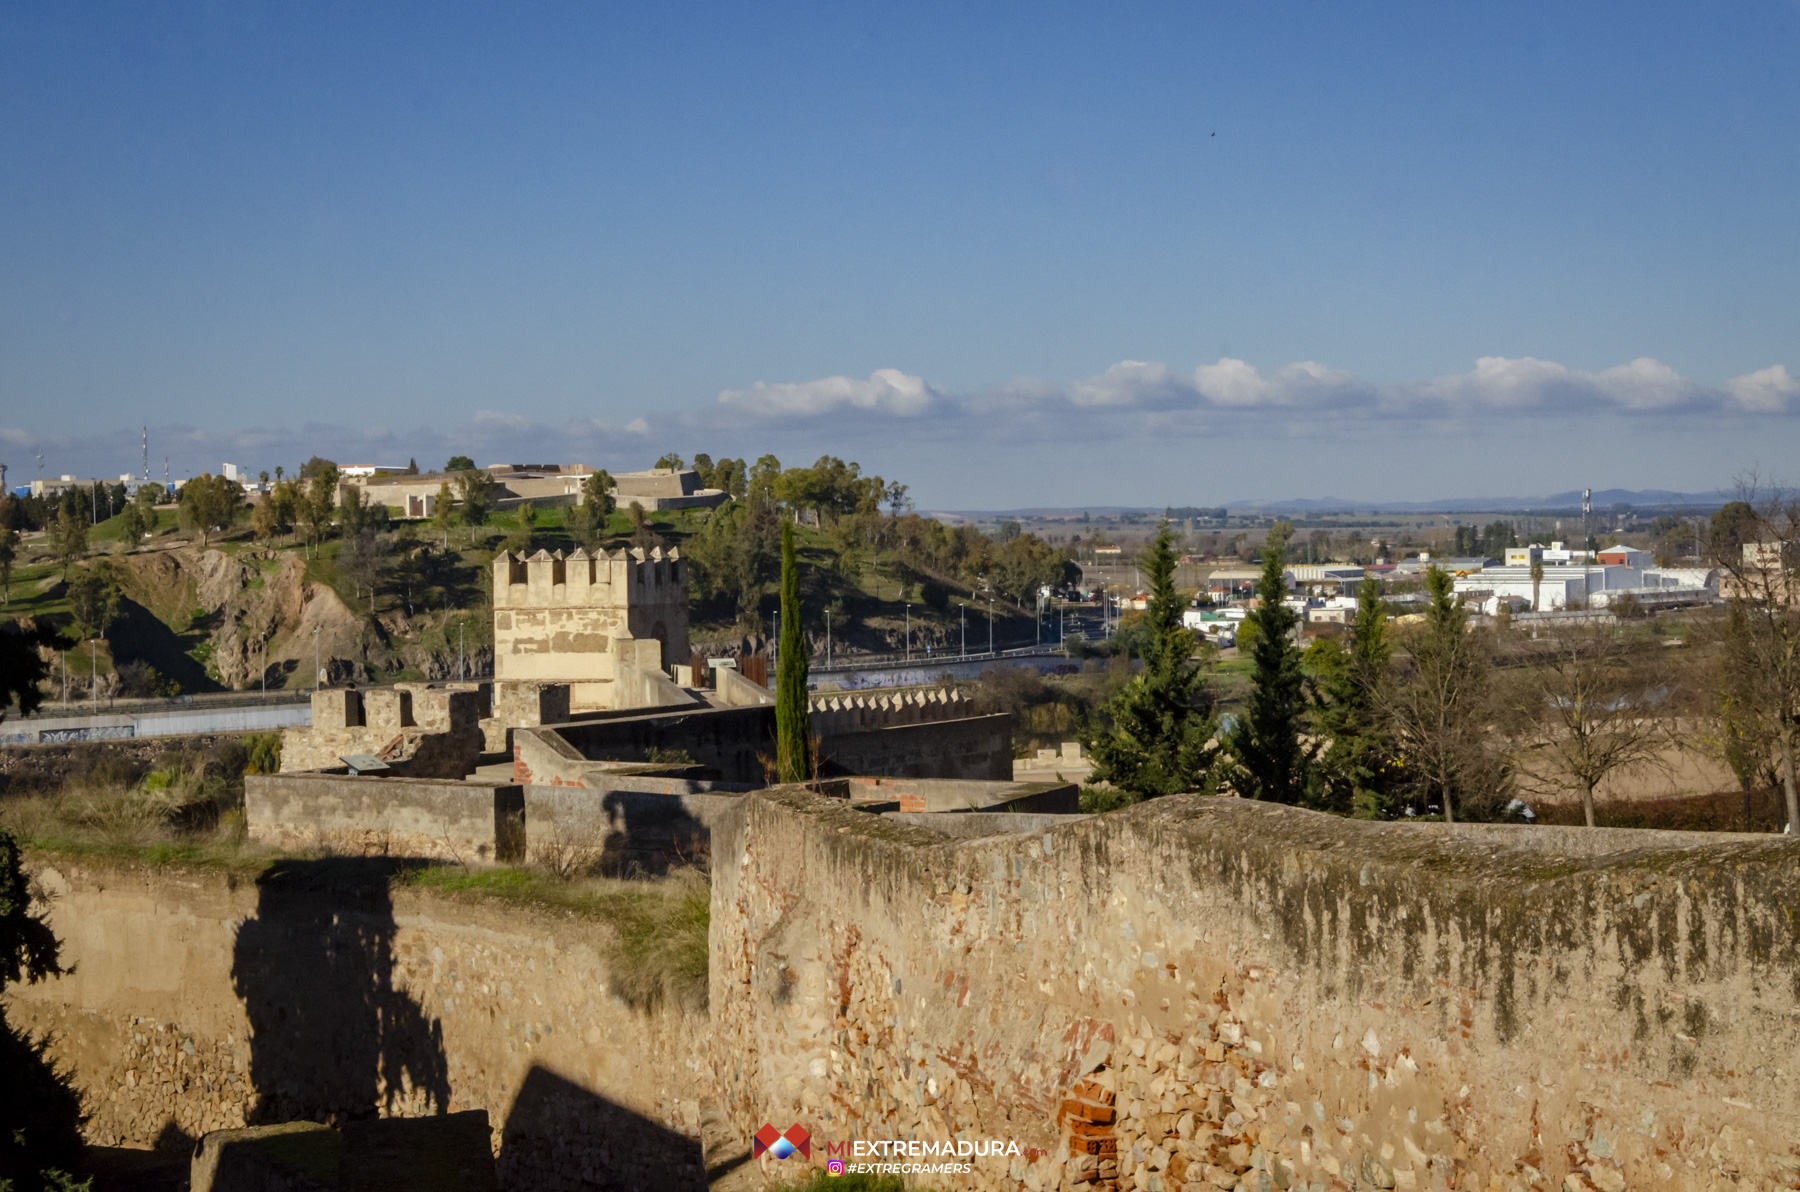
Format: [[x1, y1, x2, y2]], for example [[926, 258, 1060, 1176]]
[[496, 1065, 704, 1191], [596, 792, 709, 877], [230, 858, 452, 1126], [0, 1004, 88, 1186]]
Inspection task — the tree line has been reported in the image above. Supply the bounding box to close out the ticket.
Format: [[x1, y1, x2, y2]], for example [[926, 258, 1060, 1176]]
[[1083, 492, 1796, 830]]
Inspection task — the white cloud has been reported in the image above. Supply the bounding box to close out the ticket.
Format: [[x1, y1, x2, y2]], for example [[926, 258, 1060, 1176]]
[[692, 354, 1797, 448], [469, 409, 532, 434], [1593, 358, 1699, 410], [16, 355, 1797, 488], [1415, 355, 1729, 414], [1070, 360, 1177, 407], [1192, 358, 1371, 409], [716, 368, 941, 419], [1423, 356, 1583, 409], [1726, 364, 1799, 413]]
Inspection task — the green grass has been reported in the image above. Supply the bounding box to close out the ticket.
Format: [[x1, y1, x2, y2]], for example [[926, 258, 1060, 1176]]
[[9, 777, 714, 1010]]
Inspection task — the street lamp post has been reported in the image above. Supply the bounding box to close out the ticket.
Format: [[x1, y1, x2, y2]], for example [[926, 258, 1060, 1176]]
[[905, 604, 911, 661], [987, 598, 993, 656], [314, 627, 320, 691], [825, 608, 832, 669], [960, 605, 965, 658], [90, 639, 97, 714]]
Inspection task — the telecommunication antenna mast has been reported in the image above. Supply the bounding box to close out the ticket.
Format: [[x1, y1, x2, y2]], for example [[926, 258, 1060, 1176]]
[[142, 427, 149, 483], [1582, 487, 1592, 548]]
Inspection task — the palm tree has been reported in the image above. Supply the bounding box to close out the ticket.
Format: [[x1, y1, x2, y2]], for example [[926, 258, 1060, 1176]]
[[1531, 559, 1544, 612]]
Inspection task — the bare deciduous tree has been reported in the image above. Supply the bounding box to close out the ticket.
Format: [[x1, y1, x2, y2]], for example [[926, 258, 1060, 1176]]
[[1696, 602, 1784, 831], [1381, 566, 1510, 822], [1711, 480, 1800, 831], [1509, 622, 1674, 827]]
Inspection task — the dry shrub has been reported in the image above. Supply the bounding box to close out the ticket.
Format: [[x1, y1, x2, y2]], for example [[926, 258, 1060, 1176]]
[[530, 820, 606, 880], [0, 753, 247, 853]]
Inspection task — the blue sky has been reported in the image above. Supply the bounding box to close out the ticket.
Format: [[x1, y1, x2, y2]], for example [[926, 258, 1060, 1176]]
[[2, 2, 1796, 507]]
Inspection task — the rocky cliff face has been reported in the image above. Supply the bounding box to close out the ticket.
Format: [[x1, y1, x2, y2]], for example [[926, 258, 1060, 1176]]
[[204, 553, 375, 688], [117, 548, 488, 691]]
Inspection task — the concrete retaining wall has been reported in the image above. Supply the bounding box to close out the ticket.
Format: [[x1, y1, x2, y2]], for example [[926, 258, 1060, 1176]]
[[709, 791, 1800, 1192], [8, 856, 708, 1190], [0, 702, 311, 745]]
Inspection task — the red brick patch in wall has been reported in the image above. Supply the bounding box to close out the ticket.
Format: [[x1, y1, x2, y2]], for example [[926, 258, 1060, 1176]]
[[1059, 1076, 1119, 1190]]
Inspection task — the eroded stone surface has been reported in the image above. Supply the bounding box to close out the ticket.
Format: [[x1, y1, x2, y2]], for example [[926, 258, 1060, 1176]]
[[709, 792, 1800, 1192]]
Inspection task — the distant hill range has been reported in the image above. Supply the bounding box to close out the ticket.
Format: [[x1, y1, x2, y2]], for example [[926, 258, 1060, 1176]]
[[944, 488, 1741, 519]]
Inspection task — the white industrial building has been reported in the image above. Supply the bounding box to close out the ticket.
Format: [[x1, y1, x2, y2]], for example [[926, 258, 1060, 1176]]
[[1454, 542, 1717, 612]]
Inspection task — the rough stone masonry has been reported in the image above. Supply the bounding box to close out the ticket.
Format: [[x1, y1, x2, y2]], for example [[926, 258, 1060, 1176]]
[[12, 791, 1800, 1191], [709, 791, 1800, 1192]]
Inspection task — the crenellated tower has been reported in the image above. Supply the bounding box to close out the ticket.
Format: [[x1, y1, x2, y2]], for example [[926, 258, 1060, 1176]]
[[491, 546, 690, 712]]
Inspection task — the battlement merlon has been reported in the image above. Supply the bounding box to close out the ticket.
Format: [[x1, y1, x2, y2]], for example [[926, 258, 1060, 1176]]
[[491, 546, 687, 610]]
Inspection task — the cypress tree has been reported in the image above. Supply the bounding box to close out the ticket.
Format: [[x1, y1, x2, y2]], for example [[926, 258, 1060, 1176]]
[[1083, 521, 1220, 801], [775, 518, 811, 783], [1228, 528, 1312, 801]]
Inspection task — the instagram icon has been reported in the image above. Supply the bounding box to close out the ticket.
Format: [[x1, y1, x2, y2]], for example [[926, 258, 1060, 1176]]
[[826, 1160, 846, 1176]]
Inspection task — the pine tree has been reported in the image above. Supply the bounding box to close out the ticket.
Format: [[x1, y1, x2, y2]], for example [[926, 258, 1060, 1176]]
[[775, 519, 810, 783], [1228, 529, 1312, 801], [1307, 576, 1395, 816], [1083, 521, 1220, 801], [50, 509, 87, 578]]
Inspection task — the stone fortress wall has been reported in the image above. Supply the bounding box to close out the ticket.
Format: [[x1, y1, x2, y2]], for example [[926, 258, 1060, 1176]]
[[709, 791, 1800, 1192], [278, 686, 484, 778], [13, 792, 1800, 1192], [512, 686, 1013, 788], [9, 855, 710, 1191]]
